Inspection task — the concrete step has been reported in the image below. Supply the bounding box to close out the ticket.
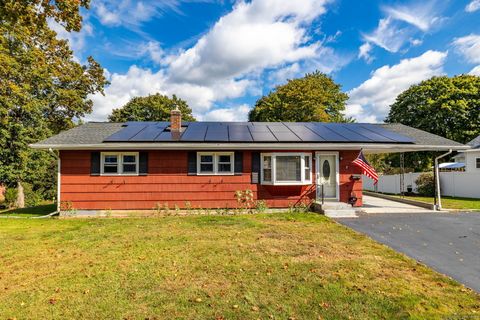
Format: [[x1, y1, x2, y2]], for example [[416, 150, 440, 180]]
[[324, 209, 358, 218], [318, 202, 353, 210]]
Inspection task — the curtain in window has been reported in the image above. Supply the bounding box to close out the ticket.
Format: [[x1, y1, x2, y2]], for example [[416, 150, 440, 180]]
[[275, 156, 301, 181]]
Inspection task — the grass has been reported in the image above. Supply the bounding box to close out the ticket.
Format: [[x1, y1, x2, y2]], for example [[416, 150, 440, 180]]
[[391, 195, 480, 210], [0, 202, 56, 217], [0, 213, 478, 319]]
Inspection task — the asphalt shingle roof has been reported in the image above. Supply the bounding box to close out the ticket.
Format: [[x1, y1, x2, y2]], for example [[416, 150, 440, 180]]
[[31, 121, 467, 149], [467, 135, 480, 149]]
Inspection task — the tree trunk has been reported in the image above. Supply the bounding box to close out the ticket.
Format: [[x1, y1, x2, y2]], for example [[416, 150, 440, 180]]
[[15, 181, 25, 208]]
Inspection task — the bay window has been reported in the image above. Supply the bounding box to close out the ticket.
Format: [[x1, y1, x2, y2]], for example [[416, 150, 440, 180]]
[[197, 152, 234, 175], [261, 153, 312, 185]]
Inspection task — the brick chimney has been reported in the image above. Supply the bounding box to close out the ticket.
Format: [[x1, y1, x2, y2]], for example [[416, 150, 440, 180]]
[[170, 107, 181, 132]]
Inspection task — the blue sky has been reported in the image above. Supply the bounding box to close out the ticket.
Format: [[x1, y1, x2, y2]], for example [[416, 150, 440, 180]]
[[55, 0, 480, 122]]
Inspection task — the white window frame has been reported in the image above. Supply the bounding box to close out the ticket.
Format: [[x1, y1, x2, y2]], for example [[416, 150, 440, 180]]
[[100, 152, 139, 176], [197, 152, 234, 175], [260, 152, 312, 185], [476, 157, 480, 169]]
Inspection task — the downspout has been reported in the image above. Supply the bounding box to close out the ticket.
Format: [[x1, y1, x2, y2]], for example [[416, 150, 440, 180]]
[[434, 149, 452, 211], [49, 148, 60, 213]]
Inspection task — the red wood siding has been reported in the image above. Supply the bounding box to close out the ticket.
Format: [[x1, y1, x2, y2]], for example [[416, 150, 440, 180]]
[[60, 150, 362, 210], [339, 151, 363, 206]]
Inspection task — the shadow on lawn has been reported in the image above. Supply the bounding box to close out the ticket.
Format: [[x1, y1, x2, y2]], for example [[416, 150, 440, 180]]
[[0, 203, 57, 217]]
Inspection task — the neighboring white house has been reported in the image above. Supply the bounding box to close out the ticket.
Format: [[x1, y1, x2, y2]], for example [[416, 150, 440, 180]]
[[453, 135, 480, 172]]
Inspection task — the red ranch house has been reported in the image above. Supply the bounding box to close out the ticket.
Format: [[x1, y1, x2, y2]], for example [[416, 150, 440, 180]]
[[31, 110, 467, 213]]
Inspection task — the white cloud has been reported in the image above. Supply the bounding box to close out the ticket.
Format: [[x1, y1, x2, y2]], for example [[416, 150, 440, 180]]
[[168, 0, 329, 84], [383, 2, 440, 32], [88, 0, 341, 121], [346, 50, 447, 122], [470, 65, 480, 76], [452, 34, 480, 64], [93, 0, 183, 29], [202, 104, 251, 121], [360, 1, 443, 58], [466, 0, 480, 12], [358, 42, 373, 63]]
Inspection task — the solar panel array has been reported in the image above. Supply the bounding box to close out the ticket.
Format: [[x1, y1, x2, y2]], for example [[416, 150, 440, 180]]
[[103, 122, 414, 144]]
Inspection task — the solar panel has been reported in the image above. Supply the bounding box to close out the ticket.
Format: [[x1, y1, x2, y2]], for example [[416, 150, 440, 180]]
[[104, 124, 148, 142], [361, 124, 414, 143], [204, 123, 229, 141], [347, 124, 395, 142], [306, 123, 349, 142], [102, 121, 415, 144], [180, 123, 208, 141], [286, 124, 325, 142], [229, 125, 253, 142], [129, 122, 168, 141], [322, 123, 373, 142], [268, 125, 301, 141]]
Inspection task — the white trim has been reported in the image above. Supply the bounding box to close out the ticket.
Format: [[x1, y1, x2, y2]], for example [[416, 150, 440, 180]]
[[196, 152, 234, 175], [260, 152, 312, 185], [476, 157, 480, 169], [30, 142, 470, 152], [100, 152, 139, 176], [315, 151, 340, 201]]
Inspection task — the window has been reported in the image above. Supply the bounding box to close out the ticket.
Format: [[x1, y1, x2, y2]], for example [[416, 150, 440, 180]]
[[101, 152, 138, 175], [477, 157, 480, 169], [261, 153, 312, 185], [197, 152, 234, 175]]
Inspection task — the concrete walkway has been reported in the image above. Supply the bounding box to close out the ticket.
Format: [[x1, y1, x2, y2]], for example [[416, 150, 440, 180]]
[[360, 195, 434, 214]]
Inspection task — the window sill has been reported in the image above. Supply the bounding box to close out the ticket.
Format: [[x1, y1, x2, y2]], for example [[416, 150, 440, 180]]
[[261, 181, 312, 186], [100, 173, 139, 176], [197, 172, 235, 176]]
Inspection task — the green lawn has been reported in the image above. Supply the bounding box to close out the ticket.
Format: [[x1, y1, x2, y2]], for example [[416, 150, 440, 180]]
[[393, 195, 480, 210], [0, 202, 56, 217], [0, 213, 478, 319]]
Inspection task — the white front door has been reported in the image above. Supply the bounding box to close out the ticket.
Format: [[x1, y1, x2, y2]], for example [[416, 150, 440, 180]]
[[316, 153, 338, 200]]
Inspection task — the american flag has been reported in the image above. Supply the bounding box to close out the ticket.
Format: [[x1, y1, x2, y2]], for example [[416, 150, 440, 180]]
[[352, 150, 378, 185]]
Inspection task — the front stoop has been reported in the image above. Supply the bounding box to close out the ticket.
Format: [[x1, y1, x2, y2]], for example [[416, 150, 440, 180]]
[[312, 201, 359, 218]]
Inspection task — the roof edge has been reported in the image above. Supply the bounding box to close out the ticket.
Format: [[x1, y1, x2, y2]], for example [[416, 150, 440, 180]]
[[30, 142, 470, 152]]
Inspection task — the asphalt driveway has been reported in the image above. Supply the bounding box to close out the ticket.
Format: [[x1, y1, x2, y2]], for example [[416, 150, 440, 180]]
[[337, 211, 480, 292]]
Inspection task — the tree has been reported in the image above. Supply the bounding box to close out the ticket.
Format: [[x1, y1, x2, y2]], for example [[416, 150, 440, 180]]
[[108, 94, 196, 122], [248, 71, 351, 122], [386, 75, 480, 144], [0, 1, 107, 207]]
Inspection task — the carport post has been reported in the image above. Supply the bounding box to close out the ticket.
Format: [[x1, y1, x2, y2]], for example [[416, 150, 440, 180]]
[[434, 149, 452, 211]]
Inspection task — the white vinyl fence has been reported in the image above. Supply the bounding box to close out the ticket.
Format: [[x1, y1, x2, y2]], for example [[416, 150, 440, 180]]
[[363, 172, 480, 199]]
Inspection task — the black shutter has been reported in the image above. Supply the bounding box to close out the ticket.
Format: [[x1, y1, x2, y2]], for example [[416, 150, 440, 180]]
[[139, 152, 148, 175], [251, 152, 260, 183], [234, 151, 243, 175], [90, 152, 100, 176], [187, 151, 197, 175]]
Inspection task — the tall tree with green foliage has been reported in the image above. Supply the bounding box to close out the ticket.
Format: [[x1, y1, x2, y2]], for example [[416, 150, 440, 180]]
[[248, 71, 351, 122], [108, 94, 196, 122], [386, 75, 480, 144], [0, 1, 107, 207]]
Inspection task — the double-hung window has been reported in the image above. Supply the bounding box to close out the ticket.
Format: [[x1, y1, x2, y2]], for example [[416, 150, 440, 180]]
[[476, 157, 480, 169], [261, 153, 312, 185], [197, 152, 234, 175], [101, 152, 139, 175]]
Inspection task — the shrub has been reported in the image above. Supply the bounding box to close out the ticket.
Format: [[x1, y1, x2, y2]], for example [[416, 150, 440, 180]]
[[255, 200, 268, 213], [415, 173, 435, 196], [4, 187, 18, 208]]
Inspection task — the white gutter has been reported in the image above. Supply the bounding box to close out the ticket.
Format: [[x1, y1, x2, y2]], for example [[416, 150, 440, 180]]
[[434, 149, 453, 211], [48, 148, 60, 213], [30, 142, 469, 152]]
